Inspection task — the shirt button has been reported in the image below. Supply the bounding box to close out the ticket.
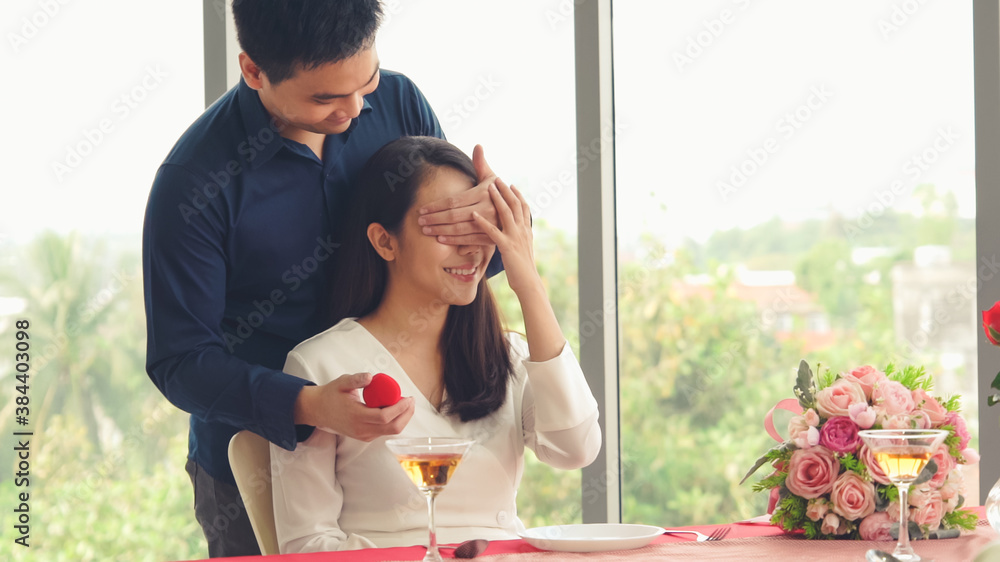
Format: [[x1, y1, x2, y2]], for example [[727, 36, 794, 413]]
[[497, 510, 509, 525]]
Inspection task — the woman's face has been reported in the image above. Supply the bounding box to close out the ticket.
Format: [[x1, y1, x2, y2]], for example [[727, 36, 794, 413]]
[[386, 165, 495, 307]]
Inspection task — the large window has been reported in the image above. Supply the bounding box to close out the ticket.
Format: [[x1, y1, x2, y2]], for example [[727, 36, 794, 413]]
[[378, 0, 583, 526], [4, 1, 995, 559], [612, 0, 978, 524], [1, 1, 206, 559]]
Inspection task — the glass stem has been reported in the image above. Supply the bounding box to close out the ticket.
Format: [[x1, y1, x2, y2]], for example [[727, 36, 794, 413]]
[[896, 483, 915, 558], [426, 491, 439, 559]]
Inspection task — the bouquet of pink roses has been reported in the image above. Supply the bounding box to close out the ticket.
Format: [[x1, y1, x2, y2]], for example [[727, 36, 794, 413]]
[[742, 361, 979, 540]]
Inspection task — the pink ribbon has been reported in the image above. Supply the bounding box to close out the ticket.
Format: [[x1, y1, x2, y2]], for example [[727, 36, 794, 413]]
[[764, 398, 804, 443]]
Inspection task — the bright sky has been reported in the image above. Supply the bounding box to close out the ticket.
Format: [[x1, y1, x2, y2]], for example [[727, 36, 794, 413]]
[[2, 0, 205, 248], [613, 0, 975, 244], [1, 1, 975, 254]]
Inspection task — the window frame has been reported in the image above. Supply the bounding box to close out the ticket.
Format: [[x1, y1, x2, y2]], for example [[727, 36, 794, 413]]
[[974, 0, 1000, 505]]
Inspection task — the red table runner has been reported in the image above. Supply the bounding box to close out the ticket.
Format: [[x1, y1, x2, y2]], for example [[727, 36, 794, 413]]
[[183, 507, 996, 561]]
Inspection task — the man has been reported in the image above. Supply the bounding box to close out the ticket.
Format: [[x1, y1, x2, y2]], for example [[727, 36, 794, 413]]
[[142, 1, 499, 556]]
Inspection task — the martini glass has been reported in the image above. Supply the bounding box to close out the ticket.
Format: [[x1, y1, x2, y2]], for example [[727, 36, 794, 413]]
[[858, 429, 948, 562], [385, 437, 474, 562]]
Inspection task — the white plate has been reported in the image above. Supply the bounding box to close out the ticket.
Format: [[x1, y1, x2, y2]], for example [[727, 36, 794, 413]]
[[518, 523, 666, 552]]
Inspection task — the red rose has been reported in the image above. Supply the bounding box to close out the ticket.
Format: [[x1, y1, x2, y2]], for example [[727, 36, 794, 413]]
[[984, 301, 1000, 345]]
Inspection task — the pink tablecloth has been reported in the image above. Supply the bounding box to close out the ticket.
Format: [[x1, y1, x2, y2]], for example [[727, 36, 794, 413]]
[[187, 507, 998, 561]]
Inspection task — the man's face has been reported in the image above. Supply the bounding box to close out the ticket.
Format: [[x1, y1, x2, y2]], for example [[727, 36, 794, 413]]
[[254, 47, 381, 137]]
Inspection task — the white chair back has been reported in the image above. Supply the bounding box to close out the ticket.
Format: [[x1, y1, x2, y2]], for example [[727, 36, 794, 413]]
[[228, 430, 280, 555]]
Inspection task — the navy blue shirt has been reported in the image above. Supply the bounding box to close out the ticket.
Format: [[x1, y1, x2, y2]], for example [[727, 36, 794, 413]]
[[142, 71, 445, 485]]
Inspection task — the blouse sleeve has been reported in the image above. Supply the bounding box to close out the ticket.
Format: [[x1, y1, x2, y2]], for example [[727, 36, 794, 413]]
[[270, 351, 349, 553], [516, 335, 602, 470]]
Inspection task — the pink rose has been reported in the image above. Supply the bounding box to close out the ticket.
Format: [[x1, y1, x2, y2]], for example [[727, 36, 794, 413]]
[[821, 512, 849, 535], [882, 413, 915, 430], [788, 410, 820, 449], [912, 410, 933, 430], [841, 365, 886, 399], [859, 511, 895, 541], [803, 408, 820, 426], [946, 411, 971, 451], [885, 501, 902, 520], [912, 389, 948, 426], [830, 471, 876, 520], [794, 427, 819, 449], [859, 444, 892, 485], [940, 471, 964, 510], [910, 491, 944, 530], [872, 380, 915, 416], [785, 446, 839, 499], [806, 498, 830, 522], [848, 402, 876, 429], [962, 448, 980, 464], [816, 378, 867, 418], [909, 485, 933, 508], [819, 416, 862, 454], [927, 445, 955, 489]]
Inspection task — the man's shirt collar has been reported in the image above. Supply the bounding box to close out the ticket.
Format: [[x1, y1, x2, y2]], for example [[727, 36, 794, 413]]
[[237, 77, 376, 170]]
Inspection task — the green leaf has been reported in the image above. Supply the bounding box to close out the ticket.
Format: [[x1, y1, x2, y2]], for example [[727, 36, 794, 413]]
[[794, 360, 816, 410], [874, 485, 890, 511], [740, 442, 791, 485], [941, 508, 978, 531], [879, 483, 899, 504], [839, 453, 867, 477], [990, 325, 1000, 345], [992, 370, 1000, 392], [887, 364, 932, 391], [912, 458, 937, 486], [939, 424, 963, 458], [802, 519, 825, 539], [773, 494, 808, 533], [752, 471, 787, 492], [818, 367, 837, 390], [940, 395, 962, 412]]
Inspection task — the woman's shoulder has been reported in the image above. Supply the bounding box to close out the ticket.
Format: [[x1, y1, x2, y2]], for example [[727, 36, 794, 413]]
[[289, 318, 363, 357]]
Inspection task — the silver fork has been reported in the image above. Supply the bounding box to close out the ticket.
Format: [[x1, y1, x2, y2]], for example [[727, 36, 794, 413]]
[[662, 526, 731, 542]]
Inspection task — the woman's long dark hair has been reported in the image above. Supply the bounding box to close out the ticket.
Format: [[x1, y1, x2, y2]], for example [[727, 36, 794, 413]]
[[329, 136, 513, 421]]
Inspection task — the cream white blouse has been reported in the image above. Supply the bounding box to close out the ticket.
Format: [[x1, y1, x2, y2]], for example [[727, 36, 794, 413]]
[[270, 318, 601, 554]]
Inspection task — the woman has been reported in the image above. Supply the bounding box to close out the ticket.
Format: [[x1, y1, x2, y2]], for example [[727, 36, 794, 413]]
[[270, 136, 601, 553]]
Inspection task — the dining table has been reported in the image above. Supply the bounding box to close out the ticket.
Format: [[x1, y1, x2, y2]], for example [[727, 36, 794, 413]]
[[184, 506, 998, 562]]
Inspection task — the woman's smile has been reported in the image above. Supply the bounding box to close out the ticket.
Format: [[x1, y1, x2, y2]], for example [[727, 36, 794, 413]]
[[444, 264, 480, 282]]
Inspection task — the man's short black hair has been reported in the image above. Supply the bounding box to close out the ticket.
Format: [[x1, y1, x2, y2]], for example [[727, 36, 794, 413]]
[[232, 0, 383, 85]]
